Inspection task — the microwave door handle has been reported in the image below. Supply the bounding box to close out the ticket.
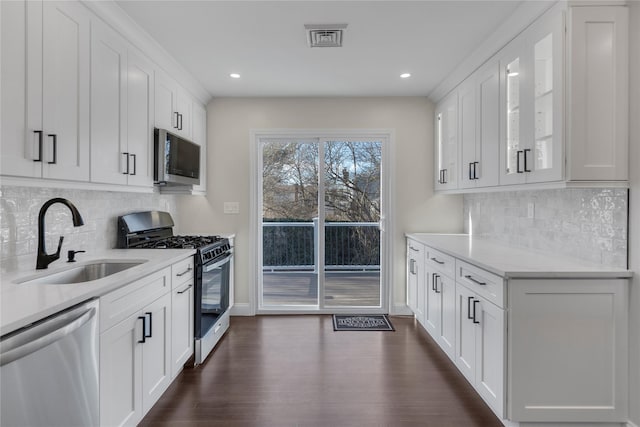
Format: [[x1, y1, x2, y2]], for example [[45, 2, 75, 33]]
[[203, 255, 232, 272]]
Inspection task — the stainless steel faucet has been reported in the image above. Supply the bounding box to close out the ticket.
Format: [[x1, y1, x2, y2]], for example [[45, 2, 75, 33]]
[[36, 198, 84, 269]]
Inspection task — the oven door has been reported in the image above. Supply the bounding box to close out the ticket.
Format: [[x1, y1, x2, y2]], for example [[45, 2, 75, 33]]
[[196, 253, 231, 339]]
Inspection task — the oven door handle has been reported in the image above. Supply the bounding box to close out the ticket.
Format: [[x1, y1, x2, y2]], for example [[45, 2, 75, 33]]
[[202, 254, 232, 272]]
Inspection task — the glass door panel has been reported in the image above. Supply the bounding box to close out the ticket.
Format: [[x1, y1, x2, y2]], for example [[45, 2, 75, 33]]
[[261, 140, 318, 307], [534, 33, 553, 171], [506, 58, 521, 176], [323, 140, 382, 308]]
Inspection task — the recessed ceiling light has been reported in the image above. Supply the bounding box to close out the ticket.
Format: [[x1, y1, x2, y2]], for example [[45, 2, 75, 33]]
[[230, 73, 241, 79], [400, 73, 411, 79]]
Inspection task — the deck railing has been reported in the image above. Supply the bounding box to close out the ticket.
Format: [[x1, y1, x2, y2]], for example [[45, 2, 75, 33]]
[[263, 220, 380, 272]]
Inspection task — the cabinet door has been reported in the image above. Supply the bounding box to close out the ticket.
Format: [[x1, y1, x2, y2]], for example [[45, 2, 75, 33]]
[[100, 313, 143, 427], [0, 0, 42, 177], [155, 70, 178, 132], [434, 92, 458, 190], [175, 89, 192, 139], [414, 245, 426, 325], [499, 39, 526, 186], [90, 19, 128, 185], [424, 271, 441, 337], [141, 292, 172, 414], [41, 1, 90, 181], [455, 284, 477, 385], [191, 102, 207, 194], [458, 78, 477, 189], [439, 273, 456, 360], [475, 297, 505, 418], [475, 60, 500, 188], [568, 6, 628, 181], [127, 49, 155, 187], [171, 280, 194, 379], [525, 9, 564, 184], [407, 243, 419, 314]]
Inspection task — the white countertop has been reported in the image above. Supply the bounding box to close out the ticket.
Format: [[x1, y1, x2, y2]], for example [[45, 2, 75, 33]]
[[1, 249, 195, 336], [405, 233, 632, 279]]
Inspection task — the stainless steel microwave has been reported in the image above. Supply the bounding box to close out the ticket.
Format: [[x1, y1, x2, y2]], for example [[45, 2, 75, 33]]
[[154, 128, 200, 186]]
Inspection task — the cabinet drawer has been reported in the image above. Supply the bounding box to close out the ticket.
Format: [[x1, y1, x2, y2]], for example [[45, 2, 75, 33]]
[[456, 260, 505, 308], [426, 247, 455, 278], [100, 267, 171, 332], [172, 256, 195, 288]]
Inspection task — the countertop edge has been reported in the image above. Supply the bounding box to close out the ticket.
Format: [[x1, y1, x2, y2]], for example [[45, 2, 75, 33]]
[[1, 249, 196, 336], [405, 233, 632, 279]]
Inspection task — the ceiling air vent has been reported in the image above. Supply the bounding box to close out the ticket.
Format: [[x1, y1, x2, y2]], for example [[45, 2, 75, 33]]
[[305, 24, 348, 48]]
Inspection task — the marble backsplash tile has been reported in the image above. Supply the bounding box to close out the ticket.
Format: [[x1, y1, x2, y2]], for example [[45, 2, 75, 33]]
[[0, 186, 177, 274], [463, 188, 628, 268]]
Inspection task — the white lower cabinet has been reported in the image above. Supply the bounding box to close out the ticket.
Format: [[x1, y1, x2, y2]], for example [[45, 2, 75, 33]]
[[405, 235, 629, 426], [100, 256, 196, 426], [406, 240, 425, 324], [455, 283, 505, 418]]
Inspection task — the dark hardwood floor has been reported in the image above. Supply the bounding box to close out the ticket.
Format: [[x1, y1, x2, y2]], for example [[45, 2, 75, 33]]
[[141, 315, 503, 427]]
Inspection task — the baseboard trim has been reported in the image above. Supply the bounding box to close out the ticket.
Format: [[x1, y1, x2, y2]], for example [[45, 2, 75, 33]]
[[391, 303, 413, 316], [230, 303, 253, 316]]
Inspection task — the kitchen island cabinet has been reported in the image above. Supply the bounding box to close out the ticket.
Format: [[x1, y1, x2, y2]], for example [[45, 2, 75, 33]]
[[405, 233, 630, 426]]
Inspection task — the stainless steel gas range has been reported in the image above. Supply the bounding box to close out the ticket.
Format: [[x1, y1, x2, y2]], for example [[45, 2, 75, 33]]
[[117, 211, 232, 365]]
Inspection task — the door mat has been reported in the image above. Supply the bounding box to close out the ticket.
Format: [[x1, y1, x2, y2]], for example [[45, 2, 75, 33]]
[[332, 314, 394, 331]]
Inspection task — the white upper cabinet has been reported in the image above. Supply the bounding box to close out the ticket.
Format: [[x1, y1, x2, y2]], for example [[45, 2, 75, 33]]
[[1, 0, 90, 181], [90, 19, 128, 185], [155, 70, 193, 140], [436, 2, 629, 193], [125, 49, 155, 188], [567, 6, 629, 181], [90, 21, 154, 188], [191, 102, 207, 194], [434, 91, 458, 191]]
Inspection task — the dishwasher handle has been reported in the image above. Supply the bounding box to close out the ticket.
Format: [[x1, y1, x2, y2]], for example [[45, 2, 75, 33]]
[[0, 304, 97, 367]]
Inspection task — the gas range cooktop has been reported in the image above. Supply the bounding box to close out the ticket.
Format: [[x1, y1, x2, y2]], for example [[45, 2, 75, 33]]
[[134, 235, 225, 249]]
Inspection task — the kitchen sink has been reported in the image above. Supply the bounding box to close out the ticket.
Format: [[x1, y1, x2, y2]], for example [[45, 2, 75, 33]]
[[17, 260, 147, 285]]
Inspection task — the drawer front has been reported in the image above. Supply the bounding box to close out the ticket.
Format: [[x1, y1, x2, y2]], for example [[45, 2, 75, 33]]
[[426, 247, 455, 278], [456, 260, 505, 308], [100, 267, 171, 332], [172, 256, 195, 288]]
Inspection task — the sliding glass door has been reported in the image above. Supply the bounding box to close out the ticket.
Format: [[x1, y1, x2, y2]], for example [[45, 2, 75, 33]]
[[260, 137, 384, 312]]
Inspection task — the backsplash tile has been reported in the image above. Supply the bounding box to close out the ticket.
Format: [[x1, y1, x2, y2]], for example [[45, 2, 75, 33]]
[[0, 186, 177, 274], [463, 188, 628, 268]]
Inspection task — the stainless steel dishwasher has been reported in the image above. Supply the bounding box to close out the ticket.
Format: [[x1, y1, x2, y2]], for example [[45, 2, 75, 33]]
[[0, 299, 99, 427]]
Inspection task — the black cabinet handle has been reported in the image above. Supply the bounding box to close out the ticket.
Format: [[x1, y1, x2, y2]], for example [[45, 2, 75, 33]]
[[473, 162, 479, 180], [464, 274, 487, 286], [434, 275, 441, 294], [443, 169, 447, 183], [138, 316, 147, 343], [432, 273, 438, 291], [177, 284, 193, 295], [430, 257, 445, 265], [122, 152, 129, 174], [516, 150, 523, 173], [524, 148, 531, 172], [145, 312, 152, 338], [467, 296, 474, 320], [178, 113, 183, 130], [472, 300, 480, 324], [174, 112, 180, 129], [130, 154, 136, 175], [33, 130, 43, 162], [47, 134, 57, 164], [468, 163, 473, 180]]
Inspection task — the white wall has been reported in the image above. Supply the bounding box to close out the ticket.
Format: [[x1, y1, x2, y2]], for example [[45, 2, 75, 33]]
[[628, 2, 639, 425], [174, 97, 463, 312]]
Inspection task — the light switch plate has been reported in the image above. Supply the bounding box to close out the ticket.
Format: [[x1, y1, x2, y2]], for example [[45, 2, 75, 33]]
[[224, 202, 240, 214], [527, 203, 535, 219]]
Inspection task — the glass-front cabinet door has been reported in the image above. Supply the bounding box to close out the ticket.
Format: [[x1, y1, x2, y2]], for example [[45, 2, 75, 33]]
[[526, 11, 564, 183], [434, 91, 458, 191], [499, 12, 563, 186], [499, 41, 526, 186]]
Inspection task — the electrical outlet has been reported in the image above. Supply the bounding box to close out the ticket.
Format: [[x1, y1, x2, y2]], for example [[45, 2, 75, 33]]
[[527, 202, 535, 219], [224, 202, 240, 214]]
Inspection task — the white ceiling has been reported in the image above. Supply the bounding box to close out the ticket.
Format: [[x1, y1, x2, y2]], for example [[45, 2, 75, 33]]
[[116, 1, 523, 98]]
